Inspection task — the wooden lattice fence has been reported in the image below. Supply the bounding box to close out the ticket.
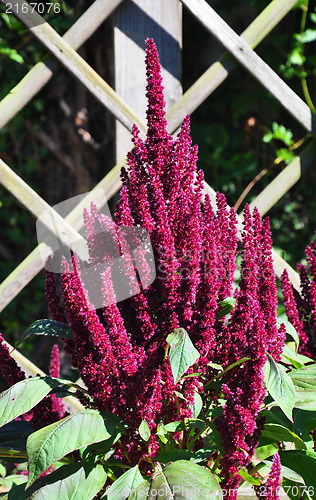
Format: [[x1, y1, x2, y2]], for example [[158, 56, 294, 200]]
[[0, 0, 315, 385]]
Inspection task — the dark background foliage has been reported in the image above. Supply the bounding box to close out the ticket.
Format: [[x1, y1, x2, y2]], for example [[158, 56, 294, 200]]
[[0, 0, 315, 368]]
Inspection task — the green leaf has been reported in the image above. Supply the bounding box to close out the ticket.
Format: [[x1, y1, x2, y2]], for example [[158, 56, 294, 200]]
[[107, 465, 144, 500], [0, 474, 27, 487], [262, 423, 306, 449], [238, 469, 260, 485], [278, 450, 316, 491], [15, 319, 73, 348], [24, 463, 107, 500], [0, 377, 63, 427], [289, 364, 316, 391], [129, 460, 222, 499], [216, 297, 236, 320], [277, 318, 299, 351], [263, 353, 295, 422], [166, 328, 200, 384], [26, 409, 121, 486], [189, 391, 203, 418], [157, 424, 168, 444], [139, 421, 150, 442]]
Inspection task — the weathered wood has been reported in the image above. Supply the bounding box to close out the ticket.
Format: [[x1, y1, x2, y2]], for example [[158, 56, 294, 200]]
[[249, 141, 316, 216], [114, 0, 182, 160], [0, 0, 124, 130], [0, 0, 146, 134], [167, 0, 299, 131], [0, 158, 123, 312], [181, 0, 314, 134]]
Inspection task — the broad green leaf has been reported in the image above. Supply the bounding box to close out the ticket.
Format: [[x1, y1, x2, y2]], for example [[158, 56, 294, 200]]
[[27, 409, 121, 486], [238, 469, 260, 485], [130, 460, 222, 500], [289, 364, 316, 391], [157, 424, 168, 444], [32, 464, 106, 500], [0, 474, 27, 487], [260, 459, 304, 484], [277, 318, 299, 351], [139, 421, 150, 442], [262, 423, 306, 449], [15, 319, 73, 348], [0, 377, 63, 427], [107, 465, 144, 500], [166, 328, 200, 384], [216, 297, 236, 320], [294, 392, 316, 410], [279, 450, 316, 491], [0, 462, 6, 477], [263, 353, 295, 422], [189, 391, 203, 418]]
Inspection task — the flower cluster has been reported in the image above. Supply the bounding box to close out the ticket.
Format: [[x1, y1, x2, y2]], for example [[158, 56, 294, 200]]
[[215, 206, 285, 495], [281, 234, 316, 358], [43, 39, 285, 487]]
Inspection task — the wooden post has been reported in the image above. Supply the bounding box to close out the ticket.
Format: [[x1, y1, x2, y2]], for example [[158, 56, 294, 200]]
[[114, 0, 182, 161]]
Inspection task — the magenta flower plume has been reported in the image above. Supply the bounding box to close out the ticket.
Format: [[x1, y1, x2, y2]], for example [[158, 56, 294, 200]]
[[49, 344, 66, 419], [0, 334, 25, 386], [266, 452, 281, 500], [216, 205, 284, 497], [280, 233, 316, 358], [44, 39, 284, 474]]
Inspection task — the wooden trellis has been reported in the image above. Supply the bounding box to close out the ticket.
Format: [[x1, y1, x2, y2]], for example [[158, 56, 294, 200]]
[[0, 0, 315, 381]]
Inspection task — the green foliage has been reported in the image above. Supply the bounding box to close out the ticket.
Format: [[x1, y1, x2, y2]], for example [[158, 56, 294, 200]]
[[263, 353, 296, 421], [166, 328, 200, 384], [15, 319, 74, 349]]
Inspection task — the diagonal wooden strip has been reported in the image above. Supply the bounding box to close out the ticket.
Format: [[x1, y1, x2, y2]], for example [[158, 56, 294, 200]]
[[2, 340, 84, 412], [0, 158, 89, 254], [0, 0, 124, 129], [0, 0, 146, 134], [0, 159, 123, 312], [0, 0, 122, 129], [181, 0, 314, 134], [167, 0, 299, 131]]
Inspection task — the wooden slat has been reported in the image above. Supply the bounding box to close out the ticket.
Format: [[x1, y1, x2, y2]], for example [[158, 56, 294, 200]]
[[167, 0, 298, 131], [3, 341, 83, 412], [0, 0, 146, 134], [0, 0, 124, 129], [0, 159, 123, 312], [181, 0, 314, 134]]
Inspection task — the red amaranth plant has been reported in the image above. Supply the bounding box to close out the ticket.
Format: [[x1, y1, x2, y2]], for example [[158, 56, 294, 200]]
[[43, 39, 285, 490], [281, 234, 316, 358]]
